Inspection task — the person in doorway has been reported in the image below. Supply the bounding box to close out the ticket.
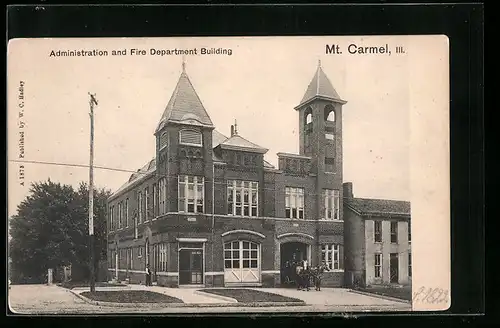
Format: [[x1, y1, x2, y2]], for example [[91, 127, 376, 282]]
[[145, 265, 152, 286], [295, 261, 304, 290]]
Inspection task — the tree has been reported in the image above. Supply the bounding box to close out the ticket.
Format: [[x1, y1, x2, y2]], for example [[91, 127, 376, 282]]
[[9, 179, 111, 284]]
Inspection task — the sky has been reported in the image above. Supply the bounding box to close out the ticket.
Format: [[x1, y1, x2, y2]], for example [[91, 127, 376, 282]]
[[7, 36, 431, 218]]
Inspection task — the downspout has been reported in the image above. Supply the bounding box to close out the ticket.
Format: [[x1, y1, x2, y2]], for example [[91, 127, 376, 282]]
[[211, 162, 215, 287]]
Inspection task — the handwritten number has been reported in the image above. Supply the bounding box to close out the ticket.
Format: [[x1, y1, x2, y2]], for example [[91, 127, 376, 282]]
[[413, 287, 449, 304]]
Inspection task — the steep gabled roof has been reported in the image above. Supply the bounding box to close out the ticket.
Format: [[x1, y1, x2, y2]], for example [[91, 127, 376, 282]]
[[345, 197, 411, 218], [218, 134, 268, 154], [156, 69, 213, 132], [296, 61, 346, 109]]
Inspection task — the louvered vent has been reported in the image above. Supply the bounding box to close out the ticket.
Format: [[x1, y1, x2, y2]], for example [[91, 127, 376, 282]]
[[179, 129, 202, 146]]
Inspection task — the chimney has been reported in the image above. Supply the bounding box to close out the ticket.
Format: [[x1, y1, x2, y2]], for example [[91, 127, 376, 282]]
[[343, 182, 353, 199], [230, 125, 235, 137]]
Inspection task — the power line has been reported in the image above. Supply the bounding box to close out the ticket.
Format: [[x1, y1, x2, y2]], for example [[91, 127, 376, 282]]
[[9, 159, 139, 174]]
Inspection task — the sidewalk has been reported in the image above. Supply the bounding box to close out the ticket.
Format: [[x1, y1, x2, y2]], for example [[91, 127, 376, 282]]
[[249, 287, 411, 309]]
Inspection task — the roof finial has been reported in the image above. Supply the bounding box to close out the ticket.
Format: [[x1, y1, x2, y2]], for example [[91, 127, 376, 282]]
[[234, 119, 238, 135], [318, 59, 321, 68], [182, 55, 186, 73]]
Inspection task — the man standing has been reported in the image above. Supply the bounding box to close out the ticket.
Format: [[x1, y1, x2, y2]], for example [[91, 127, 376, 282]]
[[145, 265, 151, 286]]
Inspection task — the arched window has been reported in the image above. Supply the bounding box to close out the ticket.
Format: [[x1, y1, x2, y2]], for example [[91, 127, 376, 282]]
[[159, 132, 168, 150], [179, 129, 202, 146], [325, 106, 336, 122], [304, 107, 313, 125]]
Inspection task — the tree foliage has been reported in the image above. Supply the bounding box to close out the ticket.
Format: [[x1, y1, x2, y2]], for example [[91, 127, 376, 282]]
[[9, 179, 111, 283]]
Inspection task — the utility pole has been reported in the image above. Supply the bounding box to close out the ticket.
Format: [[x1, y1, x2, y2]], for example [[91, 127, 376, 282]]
[[88, 92, 98, 293]]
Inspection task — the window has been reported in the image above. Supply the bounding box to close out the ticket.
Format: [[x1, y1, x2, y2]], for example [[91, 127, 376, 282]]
[[408, 222, 411, 243], [408, 253, 412, 277], [125, 198, 129, 227], [321, 244, 340, 270], [306, 113, 312, 124], [326, 110, 336, 122], [285, 187, 304, 219], [152, 183, 157, 218], [227, 180, 258, 217], [224, 241, 259, 270], [117, 202, 122, 229], [374, 221, 382, 242], [153, 243, 168, 272], [138, 191, 143, 224], [178, 175, 204, 213], [138, 246, 143, 258], [179, 129, 202, 146], [158, 178, 167, 215], [144, 187, 149, 221], [324, 189, 340, 220], [325, 133, 335, 141], [374, 253, 382, 278], [109, 206, 114, 231], [325, 157, 335, 172], [159, 132, 168, 149], [390, 221, 398, 243]]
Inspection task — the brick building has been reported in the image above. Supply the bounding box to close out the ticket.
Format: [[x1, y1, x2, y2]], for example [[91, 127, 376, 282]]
[[106, 61, 410, 288], [344, 182, 411, 288]]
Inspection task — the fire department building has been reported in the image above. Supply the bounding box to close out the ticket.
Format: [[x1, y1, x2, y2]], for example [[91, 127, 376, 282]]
[[106, 62, 411, 288]]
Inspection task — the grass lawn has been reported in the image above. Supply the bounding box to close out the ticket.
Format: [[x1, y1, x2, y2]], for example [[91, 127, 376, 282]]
[[359, 287, 412, 301], [80, 290, 183, 303], [58, 281, 127, 290], [200, 289, 304, 303]]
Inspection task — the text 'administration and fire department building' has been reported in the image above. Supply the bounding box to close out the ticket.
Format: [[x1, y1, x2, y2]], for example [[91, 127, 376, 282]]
[[106, 62, 412, 288]]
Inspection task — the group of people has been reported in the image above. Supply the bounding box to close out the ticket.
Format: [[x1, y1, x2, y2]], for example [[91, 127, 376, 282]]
[[284, 260, 330, 291]]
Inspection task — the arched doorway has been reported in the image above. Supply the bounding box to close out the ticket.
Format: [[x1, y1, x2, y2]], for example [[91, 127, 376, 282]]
[[280, 242, 311, 287]]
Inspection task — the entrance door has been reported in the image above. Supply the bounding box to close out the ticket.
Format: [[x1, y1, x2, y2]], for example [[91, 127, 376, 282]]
[[390, 253, 399, 283], [280, 242, 308, 286], [179, 249, 204, 285], [224, 241, 260, 284]]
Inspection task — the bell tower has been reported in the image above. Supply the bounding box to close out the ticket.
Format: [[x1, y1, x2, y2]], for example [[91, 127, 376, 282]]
[[295, 60, 347, 225]]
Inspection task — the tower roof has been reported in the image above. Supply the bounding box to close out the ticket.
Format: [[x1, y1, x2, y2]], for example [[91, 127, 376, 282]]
[[296, 61, 346, 109], [156, 66, 214, 133]]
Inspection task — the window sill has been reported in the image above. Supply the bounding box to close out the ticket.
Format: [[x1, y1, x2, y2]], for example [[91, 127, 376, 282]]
[[179, 142, 202, 147], [320, 218, 344, 222], [227, 214, 260, 219]]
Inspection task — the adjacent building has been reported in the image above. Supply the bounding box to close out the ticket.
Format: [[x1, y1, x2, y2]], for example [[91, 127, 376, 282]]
[[344, 182, 411, 287], [106, 61, 411, 288]]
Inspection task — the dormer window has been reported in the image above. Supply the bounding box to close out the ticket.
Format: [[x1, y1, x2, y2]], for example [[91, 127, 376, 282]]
[[179, 129, 202, 147], [159, 132, 168, 150]]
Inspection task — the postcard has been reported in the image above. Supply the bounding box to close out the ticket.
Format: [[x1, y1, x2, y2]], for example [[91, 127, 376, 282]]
[[7, 36, 450, 314]]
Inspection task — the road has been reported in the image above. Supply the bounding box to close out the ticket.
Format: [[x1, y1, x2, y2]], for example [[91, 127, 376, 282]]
[[8, 284, 411, 314]]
